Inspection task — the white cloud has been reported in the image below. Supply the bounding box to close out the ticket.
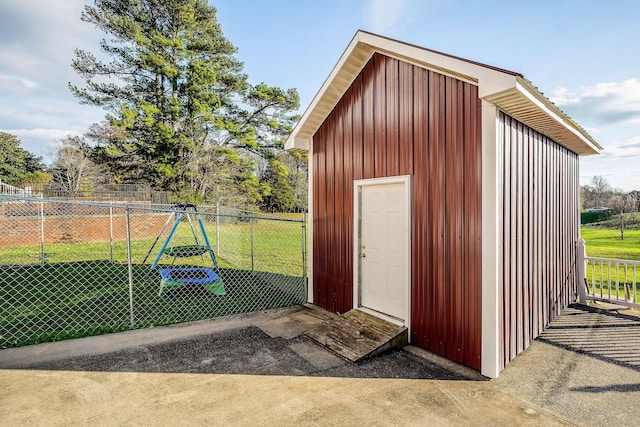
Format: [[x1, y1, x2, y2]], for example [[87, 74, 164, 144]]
[[3, 128, 80, 141], [550, 87, 580, 106], [580, 131, 640, 191], [580, 153, 640, 191], [364, 0, 411, 34], [0, 48, 45, 78], [0, 128, 82, 162], [0, 1, 101, 89], [581, 79, 640, 122], [0, 1, 105, 164], [0, 74, 39, 94], [552, 79, 640, 125], [598, 135, 640, 158], [0, 95, 103, 131], [557, 80, 640, 191]]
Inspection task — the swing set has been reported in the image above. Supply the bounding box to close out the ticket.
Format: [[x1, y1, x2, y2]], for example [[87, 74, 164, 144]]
[[143, 204, 225, 296]]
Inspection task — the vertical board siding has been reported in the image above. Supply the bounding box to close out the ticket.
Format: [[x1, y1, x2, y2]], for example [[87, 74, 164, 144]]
[[334, 102, 345, 311], [373, 54, 387, 178], [325, 109, 336, 311], [398, 61, 414, 176], [313, 125, 326, 308], [465, 84, 482, 367], [498, 112, 580, 370], [386, 58, 400, 176], [342, 87, 355, 310], [412, 67, 428, 347], [428, 71, 447, 357], [312, 53, 482, 369]]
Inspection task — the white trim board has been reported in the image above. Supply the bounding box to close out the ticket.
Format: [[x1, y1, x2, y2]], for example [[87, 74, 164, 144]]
[[306, 138, 314, 303], [480, 101, 501, 379]]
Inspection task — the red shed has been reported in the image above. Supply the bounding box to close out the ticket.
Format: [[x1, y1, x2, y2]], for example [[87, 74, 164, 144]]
[[285, 31, 601, 378]]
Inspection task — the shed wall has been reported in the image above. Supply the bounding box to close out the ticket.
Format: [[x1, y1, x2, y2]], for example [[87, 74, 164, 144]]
[[498, 112, 580, 370], [312, 53, 482, 369]]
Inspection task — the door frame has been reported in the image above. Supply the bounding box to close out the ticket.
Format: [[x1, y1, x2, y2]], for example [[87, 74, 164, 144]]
[[353, 175, 412, 335]]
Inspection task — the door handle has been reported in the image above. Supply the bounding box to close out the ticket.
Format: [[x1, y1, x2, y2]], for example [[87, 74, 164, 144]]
[[360, 253, 366, 258]]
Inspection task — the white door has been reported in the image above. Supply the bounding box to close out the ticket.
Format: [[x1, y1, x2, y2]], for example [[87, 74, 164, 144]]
[[355, 177, 410, 323]]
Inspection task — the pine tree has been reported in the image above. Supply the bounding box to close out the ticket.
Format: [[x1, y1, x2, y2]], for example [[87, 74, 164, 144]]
[[70, 0, 299, 196], [0, 132, 46, 185], [260, 160, 295, 212]]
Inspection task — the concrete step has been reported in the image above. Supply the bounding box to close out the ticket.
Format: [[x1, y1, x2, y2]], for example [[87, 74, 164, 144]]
[[305, 309, 408, 362]]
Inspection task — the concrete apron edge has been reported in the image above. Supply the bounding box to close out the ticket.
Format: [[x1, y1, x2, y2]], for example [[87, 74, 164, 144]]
[[0, 306, 304, 368]]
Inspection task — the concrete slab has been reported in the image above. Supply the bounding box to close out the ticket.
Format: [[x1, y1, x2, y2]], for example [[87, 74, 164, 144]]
[[0, 306, 303, 367], [0, 370, 569, 426], [0, 304, 638, 425], [258, 309, 331, 339], [492, 305, 640, 426]]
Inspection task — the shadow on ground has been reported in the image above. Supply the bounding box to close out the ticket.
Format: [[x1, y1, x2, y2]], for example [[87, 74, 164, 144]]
[[0, 306, 480, 381], [537, 304, 640, 372], [493, 304, 640, 426], [16, 327, 471, 379]]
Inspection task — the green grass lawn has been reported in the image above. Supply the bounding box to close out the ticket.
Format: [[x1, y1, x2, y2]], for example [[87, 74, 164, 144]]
[[0, 215, 307, 349], [0, 218, 305, 277], [581, 227, 640, 260], [0, 262, 306, 349]]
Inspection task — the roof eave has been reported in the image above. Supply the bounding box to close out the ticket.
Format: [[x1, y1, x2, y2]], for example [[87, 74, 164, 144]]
[[285, 31, 519, 152], [285, 32, 372, 152], [285, 31, 601, 157], [483, 77, 602, 156], [285, 137, 311, 153]]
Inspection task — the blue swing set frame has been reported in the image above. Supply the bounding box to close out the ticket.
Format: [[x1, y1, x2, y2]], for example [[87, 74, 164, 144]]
[[147, 204, 223, 296]]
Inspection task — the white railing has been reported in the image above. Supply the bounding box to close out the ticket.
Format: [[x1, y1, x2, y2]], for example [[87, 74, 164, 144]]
[[578, 239, 640, 309], [0, 180, 42, 197]]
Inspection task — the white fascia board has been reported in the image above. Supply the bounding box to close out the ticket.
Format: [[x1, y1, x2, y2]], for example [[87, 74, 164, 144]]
[[284, 33, 367, 152], [360, 31, 517, 96], [284, 137, 310, 152], [514, 78, 602, 154], [478, 75, 518, 99]]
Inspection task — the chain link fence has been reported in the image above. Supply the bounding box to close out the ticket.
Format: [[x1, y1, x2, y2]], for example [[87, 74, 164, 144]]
[[0, 196, 307, 349]]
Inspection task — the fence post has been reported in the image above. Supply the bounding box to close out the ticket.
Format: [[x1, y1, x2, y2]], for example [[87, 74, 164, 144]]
[[109, 206, 114, 263], [250, 212, 254, 273], [216, 202, 220, 257], [577, 238, 587, 304], [125, 206, 136, 329], [39, 200, 45, 266], [302, 213, 307, 286]]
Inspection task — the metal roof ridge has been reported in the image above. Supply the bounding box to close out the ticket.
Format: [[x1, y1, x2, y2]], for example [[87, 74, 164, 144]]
[[356, 30, 523, 78]]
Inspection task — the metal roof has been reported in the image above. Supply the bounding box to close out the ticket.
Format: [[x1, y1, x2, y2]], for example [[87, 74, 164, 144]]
[[285, 30, 601, 156]]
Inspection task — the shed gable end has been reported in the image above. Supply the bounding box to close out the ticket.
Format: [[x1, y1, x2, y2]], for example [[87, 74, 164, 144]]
[[312, 53, 482, 369]]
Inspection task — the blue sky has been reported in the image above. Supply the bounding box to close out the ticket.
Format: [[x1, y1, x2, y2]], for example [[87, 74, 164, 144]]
[[1, 0, 639, 190]]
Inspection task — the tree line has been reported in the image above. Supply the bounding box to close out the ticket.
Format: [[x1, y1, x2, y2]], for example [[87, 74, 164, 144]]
[[581, 175, 638, 240], [3, 0, 308, 212], [0, 133, 49, 188]]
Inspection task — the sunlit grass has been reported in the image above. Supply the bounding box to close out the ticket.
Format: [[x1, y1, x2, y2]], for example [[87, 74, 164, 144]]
[[0, 213, 307, 348], [581, 225, 640, 304], [0, 263, 305, 349], [0, 218, 305, 276], [581, 227, 640, 260]]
